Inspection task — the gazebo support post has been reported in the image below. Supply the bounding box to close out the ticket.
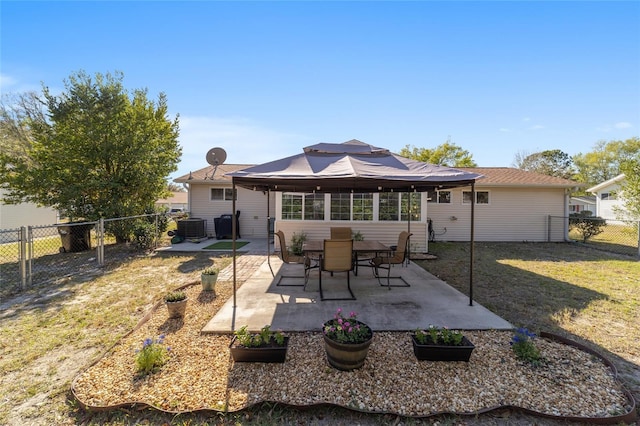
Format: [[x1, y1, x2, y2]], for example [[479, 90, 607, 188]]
[[266, 189, 274, 277], [469, 182, 475, 306], [232, 181, 237, 312]]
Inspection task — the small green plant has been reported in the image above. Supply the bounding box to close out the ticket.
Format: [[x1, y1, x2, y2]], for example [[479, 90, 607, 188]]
[[202, 266, 219, 275], [164, 290, 187, 303], [234, 325, 286, 347], [415, 325, 464, 346], [510, 328, 543, 366], [352, 230, 364, 241], [135, 335, 170, 374], [290, 232, 307, 256]]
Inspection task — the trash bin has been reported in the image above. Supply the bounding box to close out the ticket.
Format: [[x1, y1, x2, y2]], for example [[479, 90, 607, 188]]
[[214, 211, 241, 239], [58, 223, 93, 253]]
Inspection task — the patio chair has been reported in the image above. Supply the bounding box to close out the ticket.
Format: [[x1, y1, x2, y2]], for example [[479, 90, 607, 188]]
[[319, 239, 356, 301], [330, 227, 352, 239], [371, 231, 412, 289], [275, 230, 316, 287]]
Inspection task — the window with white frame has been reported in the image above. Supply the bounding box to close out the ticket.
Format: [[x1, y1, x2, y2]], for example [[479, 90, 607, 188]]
[[379, 193, 399, 221], [462, 191, 489, 204], [330, 193, 351, 220], [379, 192, 421, 221], [427, 190, 451, 203], [304, 193, 325, 220], [282, 193, 303, 220], [352, 193, 373, 221], [210, 188, 236, 201], [401, 193, 421, 221]]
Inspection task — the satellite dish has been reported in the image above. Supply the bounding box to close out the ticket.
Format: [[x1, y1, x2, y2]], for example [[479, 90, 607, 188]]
[[206, 147, 227, 166]]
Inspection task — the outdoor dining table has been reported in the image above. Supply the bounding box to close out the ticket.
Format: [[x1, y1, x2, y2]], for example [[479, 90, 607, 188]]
[[302, 240, 392, 276]]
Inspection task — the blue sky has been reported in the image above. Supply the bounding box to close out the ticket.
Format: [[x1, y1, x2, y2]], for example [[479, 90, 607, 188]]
[[2, 1, 639, 180]]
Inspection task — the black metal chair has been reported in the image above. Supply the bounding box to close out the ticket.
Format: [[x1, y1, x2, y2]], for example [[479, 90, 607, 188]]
[[319, 239, 356, 301], [371, 231, 412, 289]]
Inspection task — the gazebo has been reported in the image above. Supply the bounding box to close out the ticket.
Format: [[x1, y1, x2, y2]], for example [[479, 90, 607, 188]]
[[226, 140, 483, 307]]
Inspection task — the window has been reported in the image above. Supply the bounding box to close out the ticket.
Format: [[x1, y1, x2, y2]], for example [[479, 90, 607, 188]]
[[428, 190, 450, 204], [210, 188, 236, 201], [438, 191, 451, 204], [282, 194, 303, 220], [401, 193, 421, 221], [330, 194, 351, 220], [462, 191, 489, 204], [304, 193, 325, 220], [379, 193, 421, 221], [352, 193, 373, 221], [379, 193, 399, 221], [601, 192, 617, 200]]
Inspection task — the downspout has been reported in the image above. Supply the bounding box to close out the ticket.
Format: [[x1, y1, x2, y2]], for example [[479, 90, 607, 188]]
[[469, 182, 475, 307]]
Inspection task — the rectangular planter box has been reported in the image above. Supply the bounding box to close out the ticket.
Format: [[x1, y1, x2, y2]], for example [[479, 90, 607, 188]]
[[229, 336, 289, 363], [411, 335, 475, 362]]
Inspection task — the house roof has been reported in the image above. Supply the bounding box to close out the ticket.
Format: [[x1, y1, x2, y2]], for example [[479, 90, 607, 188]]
[[174, 163, 255, 183], [174, 149, 582, 190], [570, 195, 597, 205], [458, 167, 581, 188], [156, 191, 188, 204], [586, 174, 626, 193]]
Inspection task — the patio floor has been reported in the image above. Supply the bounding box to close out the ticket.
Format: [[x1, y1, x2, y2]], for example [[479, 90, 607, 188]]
[[202, 254, 513, 333]]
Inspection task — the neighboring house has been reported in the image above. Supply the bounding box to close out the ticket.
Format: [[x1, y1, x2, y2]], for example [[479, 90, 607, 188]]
[[1, 189, 59, 241], [569, 195, 597, 215], [156, 191, 189, 213], [174, 162, 581, 251], [586, 174, 629, 221]]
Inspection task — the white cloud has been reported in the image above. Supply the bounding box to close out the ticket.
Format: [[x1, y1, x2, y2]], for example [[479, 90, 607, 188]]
[[174, 115, 314, 177], [528, 125, 544, 130], [522, 117, 531, 122], [614, 122, 633, 129]]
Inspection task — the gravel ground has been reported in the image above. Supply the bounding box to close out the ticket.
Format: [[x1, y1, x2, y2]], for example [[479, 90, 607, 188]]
[[72, 280, 635, 422]]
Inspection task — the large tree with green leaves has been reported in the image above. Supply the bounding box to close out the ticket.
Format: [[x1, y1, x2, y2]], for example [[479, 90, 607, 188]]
[[573, 137, 640, 187], [399, 141, 477, 167], [513, 149, 575, 179], [618, 158, 640, 220], [0, 71, 181, 240]]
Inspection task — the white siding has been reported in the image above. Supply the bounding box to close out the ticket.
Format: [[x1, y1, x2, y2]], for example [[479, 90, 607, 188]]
[[188, 183, 275, 237], [426, 187, 567, 242], [1, 190, 59, 230]]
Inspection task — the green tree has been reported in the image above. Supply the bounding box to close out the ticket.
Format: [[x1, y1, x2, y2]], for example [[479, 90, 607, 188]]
[[573, 137, 640, 187], [0, 71, 181, 242], [618, 158, 640, 220], [399, 141, 477, 167], [514, 149, 575, 179]]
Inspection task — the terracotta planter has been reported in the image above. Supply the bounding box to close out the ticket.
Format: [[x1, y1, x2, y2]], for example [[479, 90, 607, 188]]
[[229, 336, 289, 363], [201, 273, 218, 294], [323, 321, 373, 371], [165, 298, 188, 319], [411, 335, 475, 362]]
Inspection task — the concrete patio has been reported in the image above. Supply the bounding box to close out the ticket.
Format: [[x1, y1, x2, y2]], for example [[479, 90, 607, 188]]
[[201, 251, 513, 333]]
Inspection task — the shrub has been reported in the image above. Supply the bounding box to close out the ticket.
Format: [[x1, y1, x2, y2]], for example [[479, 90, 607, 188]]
[[135, 335, 170, 374], [510, 328, 542, 366], [569, 212, 606, 243]]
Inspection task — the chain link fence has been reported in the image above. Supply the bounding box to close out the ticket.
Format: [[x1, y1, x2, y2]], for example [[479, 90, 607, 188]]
[[0, 214, 168, 299], [549, 215, 640, 258]]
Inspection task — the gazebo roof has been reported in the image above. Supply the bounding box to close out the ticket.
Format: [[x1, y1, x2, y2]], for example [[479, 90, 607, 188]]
[[227, 140, 482, 193]]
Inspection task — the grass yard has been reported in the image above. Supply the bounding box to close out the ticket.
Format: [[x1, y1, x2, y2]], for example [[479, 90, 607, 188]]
[[0, 242, 637, 425]]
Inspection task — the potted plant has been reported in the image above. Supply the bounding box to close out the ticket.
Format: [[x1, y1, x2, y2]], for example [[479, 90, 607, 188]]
[[164, 290, 188, 319], [322, 308, 373, 371], [229, 325, 289, 363], [411, 325, 475, 362], [201, 266, 219, 293]]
